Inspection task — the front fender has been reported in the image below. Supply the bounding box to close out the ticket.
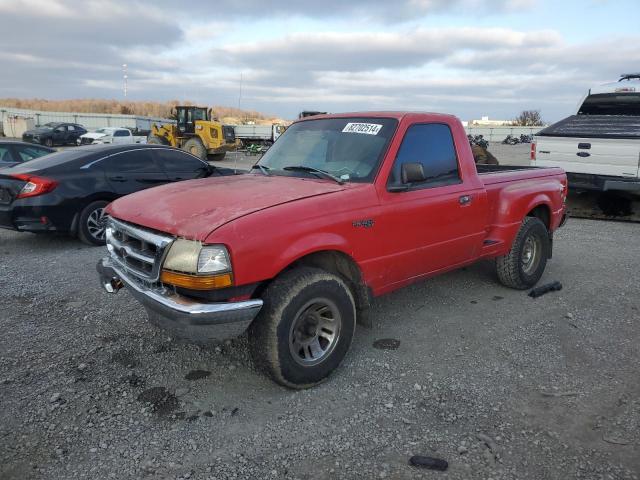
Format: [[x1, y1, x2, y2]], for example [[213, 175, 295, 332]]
[[275, 232, 353, 275]]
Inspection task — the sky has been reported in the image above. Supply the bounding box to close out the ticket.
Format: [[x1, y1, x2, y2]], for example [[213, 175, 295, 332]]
[[0, 0, 638, 121]]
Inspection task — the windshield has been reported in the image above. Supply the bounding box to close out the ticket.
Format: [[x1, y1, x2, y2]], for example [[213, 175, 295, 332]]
[[257, 117, 398, 182], [40, 123, 57, 130], [579, 93, 640, 116]]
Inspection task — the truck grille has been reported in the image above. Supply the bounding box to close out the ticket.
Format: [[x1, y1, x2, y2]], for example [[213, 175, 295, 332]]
[[105, 217, 173, 282]]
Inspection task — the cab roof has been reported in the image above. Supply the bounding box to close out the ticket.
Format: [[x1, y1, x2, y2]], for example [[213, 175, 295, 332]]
[[295, 111, 459, 123]]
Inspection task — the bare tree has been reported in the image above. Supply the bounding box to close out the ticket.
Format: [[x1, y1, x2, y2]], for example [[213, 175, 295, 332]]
[[513, 110, 545, 126]]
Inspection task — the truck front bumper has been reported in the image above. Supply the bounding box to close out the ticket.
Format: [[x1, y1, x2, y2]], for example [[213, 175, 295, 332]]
[[96, 257, 263, 342]]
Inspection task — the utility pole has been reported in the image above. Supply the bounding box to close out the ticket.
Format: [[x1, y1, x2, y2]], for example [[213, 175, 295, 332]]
[[238, 72, 243, 111], [122, 64, 128, 98]]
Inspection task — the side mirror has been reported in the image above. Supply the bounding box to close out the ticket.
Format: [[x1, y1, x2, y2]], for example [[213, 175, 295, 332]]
[[401, 162, 426, 184]]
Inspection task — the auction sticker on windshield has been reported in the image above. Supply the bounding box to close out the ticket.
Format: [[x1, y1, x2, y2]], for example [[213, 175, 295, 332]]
[[342, 123, 383, 135]]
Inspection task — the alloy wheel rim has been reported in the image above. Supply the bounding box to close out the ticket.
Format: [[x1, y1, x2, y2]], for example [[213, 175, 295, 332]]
[[289, 298, 342, 367], [87, 208, 108, 241]]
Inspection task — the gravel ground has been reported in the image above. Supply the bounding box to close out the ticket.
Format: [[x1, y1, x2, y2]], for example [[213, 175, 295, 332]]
[[1, 218, 638, 480]]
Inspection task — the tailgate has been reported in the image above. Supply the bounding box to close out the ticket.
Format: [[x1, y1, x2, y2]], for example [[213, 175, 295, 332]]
[[535, 136, 640, 178]]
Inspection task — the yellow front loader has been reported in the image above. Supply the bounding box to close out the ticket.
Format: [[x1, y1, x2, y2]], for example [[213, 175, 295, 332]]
[[148, 106, 237, 161]]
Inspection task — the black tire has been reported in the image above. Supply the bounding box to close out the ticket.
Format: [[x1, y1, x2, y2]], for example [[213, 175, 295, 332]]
[[77, 200, 110, 246], [44, 138, 54, 148], [496, 216, 550, 289], [147, 135, 167, 145], [248, 267, 356, 389], [208, 152, 226, 161], [183, 137, 207, 160]]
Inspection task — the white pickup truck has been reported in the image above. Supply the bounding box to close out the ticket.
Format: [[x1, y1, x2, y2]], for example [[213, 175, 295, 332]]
[[233, 123, 286, 147], [77, 127, 147, 146], [533, 74, 640, 194]]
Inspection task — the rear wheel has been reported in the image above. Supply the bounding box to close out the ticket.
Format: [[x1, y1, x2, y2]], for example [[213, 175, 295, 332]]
[[248, 267, 356, 389], [496, 216, 550, 289], [183, 137, 207, 160], [147, 135, 167, 145], [78, 200, 110, 246]]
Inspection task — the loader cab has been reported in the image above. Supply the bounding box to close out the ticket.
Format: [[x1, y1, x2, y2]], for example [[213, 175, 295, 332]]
[[176, 106, 209, 136]]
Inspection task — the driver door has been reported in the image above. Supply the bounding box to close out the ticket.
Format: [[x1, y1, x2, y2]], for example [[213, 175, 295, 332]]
[[53, 125, 68, 145], [375, 123, 487, 285]]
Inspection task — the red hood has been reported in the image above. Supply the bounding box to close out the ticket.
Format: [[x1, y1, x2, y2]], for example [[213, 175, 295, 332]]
[[107, 174, 347, 240]]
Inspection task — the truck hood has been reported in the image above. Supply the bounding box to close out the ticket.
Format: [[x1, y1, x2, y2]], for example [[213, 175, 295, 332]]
[[107, 174, 348, 240]]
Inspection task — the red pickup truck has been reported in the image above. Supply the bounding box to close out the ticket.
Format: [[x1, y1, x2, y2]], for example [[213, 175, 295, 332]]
[[97, 112, 567, 388]]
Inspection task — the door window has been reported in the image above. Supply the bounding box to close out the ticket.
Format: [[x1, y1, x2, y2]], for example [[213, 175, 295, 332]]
[[16, 146, 52, 162], [388, 123, 461, 189], [154, 149, 208, 176], [114, 130, 129, 137], [0, 146, 13, 162], [101, 150, 159, 173]]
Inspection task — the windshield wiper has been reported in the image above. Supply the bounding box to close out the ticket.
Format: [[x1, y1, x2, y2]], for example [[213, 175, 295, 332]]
[[283, 165, 344, 184], [251, 164, 271, 176]]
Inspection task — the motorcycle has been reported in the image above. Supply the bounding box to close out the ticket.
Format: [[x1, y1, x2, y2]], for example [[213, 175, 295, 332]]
[[502, 134, 520, 145]]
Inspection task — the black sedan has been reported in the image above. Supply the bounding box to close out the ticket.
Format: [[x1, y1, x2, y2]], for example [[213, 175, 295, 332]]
[[22, 122, 87, 147], [0, 140, 55, 168], [0, 144, 229, 245]]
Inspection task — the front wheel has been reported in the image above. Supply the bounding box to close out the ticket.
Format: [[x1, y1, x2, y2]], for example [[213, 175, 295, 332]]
[[496, 216, 550, 289], [248, 267, 356, 389], [183, 137, 207, 160], [77, 200, 110, 246], [44, 138, 54, 148]]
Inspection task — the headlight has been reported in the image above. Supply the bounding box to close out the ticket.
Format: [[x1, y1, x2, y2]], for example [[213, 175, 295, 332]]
[[161, 240, 233, 290], [163, 239, 206, 274]]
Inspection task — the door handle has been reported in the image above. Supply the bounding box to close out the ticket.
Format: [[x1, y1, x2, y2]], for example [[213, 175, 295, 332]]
[[459, 195, 472, 205], [109, 176, 126, 182]]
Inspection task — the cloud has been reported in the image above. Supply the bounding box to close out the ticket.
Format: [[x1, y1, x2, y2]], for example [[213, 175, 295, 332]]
[[140, 0, 537, 23], [0, 0, 636, 122], [220, 28, 561, 72]]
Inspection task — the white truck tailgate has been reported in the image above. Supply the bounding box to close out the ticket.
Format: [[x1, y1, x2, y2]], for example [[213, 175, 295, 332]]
[[535, 136, 640, 178]]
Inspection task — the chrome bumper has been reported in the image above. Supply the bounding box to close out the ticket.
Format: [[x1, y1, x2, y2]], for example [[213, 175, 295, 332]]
[[96, 257, 263, 342]]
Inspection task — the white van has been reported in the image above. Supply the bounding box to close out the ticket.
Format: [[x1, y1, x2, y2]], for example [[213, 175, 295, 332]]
[[532, 74, 640, 193]]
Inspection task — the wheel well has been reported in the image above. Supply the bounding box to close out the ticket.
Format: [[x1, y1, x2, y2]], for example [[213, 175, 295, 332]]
[[71, 195, 117, 234], [255, 251, 372, 320], [526, 204, 550, 230]]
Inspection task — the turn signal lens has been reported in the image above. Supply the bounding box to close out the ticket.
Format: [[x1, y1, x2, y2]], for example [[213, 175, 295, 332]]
[[12, 174, 58, 199], [160, 270, 233, 290], [530, 142, 536, 161]]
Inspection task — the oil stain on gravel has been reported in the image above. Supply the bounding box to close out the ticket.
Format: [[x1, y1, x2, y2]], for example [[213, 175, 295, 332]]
[[137, 387, 179, 416], [122, 373, 145, 387], [110, 349, 138, 368], [185, 369, 211, 380], [373, 338, 401, 350]]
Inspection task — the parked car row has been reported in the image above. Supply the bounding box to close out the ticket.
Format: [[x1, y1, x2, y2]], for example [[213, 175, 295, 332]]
[[77, 127, 147, 145], [22, 122, 88, 147], [20, 123, 147, 148], [0, 144, 234, 245]]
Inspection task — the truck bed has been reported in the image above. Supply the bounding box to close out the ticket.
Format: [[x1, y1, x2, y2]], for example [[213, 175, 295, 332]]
[[476, 164, 565, 185]]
